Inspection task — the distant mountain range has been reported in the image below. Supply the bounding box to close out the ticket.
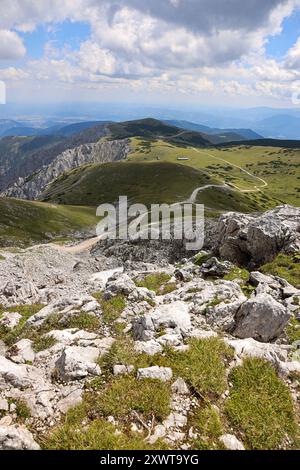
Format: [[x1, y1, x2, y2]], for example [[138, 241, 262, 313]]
[[164, 120, 263, 142]]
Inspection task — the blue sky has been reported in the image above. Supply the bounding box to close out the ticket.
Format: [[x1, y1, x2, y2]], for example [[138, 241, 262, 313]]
[[0, 0, 300, 108], [20, 21, 91, 60], [266, 10, 300, 59]]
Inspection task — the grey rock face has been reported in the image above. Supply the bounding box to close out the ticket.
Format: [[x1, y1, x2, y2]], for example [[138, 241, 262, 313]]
[[233, 294, 290, 342], [0, 425, 40, 450], [4, 138, 130, 200], [217, 205, 300, 266]]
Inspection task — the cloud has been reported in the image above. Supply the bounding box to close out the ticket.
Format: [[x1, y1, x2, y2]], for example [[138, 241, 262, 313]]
[[285, 37, 300, 69], [0, 30, 26, 60], [0, 0, 300, 105]]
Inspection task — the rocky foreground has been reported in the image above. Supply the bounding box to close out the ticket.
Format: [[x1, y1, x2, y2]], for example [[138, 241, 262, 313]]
[[0, 205, 299, 450]]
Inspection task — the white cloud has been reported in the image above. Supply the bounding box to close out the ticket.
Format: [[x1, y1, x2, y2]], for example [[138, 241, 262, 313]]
[[0, 0, 300, 104], [0, 29, 25, 59], [285, 37, 300, 69]]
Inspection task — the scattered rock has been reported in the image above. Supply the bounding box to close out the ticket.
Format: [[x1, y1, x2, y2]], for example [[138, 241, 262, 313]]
[[220, 434, 245, 450], [113, 365, 134, 376], [137, 366, 173, 382], [0, 312, 22, 330], [233, 294, 290, 342], [55, 346, 101, 381], [9, 339, 35, 364], [0, 425, 40, 450]]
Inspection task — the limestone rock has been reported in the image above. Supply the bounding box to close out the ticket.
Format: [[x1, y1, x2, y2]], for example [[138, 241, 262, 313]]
[[233, 294, 290, 342], [220, 434, 245, 450], [55, 346, 101, 381], [0, 312, 22, 330], [0, 425, 40, 450], [137, 366, 173, 382]]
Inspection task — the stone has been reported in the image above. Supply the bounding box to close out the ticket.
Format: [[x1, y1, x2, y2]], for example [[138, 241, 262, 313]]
[[104, 274, 136, 299], [0, 398, 9, 412], [0, 425, 40, 450], [9, 339, 35, 364], [217, 205, 300, 266], [206, 299, 246, 331], [113, 365, 134, 376], [187, 329, 218, 339], [55, 346, 101, 381], [156, 334, 182, 347], [225, 338, 288, 365], [148, 425, 166, 444], [133, 301, 191, 341], [134, 340, 163, 356], [56, 387, 83, 413], [220, 434, 245, 450], [233, 294, 290, 342], [0, 416, 13, 426], [277, 360, 300, 378], [163, 412, 187, 429], [137, 366, 173, 382], [200, 257, 233, 277], [0, 312, 22, 330], [0, 356, 43, 389], [171, 378, 189, 395], [89, 267, 124, 289], [82, 300, 99, 312]]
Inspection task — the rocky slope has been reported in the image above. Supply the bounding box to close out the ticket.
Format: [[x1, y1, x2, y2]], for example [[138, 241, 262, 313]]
[[4, 138, 130, 200], [0, 205, 299, 450]]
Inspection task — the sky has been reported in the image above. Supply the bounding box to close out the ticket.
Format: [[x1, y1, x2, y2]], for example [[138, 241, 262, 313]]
[[1, 0, 300, 108]]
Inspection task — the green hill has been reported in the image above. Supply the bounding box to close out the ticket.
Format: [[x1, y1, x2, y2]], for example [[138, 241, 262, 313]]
[[108, 118, 211, 147], [41, 161, 266, 214], [0, 198, 97, 247]]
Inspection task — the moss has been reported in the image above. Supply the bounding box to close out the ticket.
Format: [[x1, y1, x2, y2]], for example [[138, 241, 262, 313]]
[[136, 273, 172, 294], [32, 334, 57, 353], [93, 293, 126, 325], [261, 253, 300, 288], [225, 358, 299, 450]]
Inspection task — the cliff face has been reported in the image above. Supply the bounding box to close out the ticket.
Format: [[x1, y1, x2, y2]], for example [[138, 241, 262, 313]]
[[3, 138, 130, 200]]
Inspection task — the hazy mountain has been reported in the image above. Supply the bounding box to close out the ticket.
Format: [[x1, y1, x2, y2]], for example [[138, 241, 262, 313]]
[[0, 119, 22, 136], [253, 115, 300, 139], [164, 120, 263, 141]]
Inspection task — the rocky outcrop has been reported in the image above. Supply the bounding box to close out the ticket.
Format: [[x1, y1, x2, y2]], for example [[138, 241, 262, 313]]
[[216, 205, 300, 266], [4, 138, 130, 200]]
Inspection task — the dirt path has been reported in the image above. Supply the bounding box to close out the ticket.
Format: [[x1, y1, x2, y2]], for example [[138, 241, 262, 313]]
[[50, 146, 268, 254], [191, 147, 268, 192]]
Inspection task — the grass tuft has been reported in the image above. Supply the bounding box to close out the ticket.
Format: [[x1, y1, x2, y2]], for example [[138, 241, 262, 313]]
[[225, 358, 299, 449]]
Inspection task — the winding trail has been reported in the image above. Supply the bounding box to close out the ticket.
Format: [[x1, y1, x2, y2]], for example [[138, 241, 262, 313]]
[[191, 147, 268, 192], [49, 145, 268, 254]]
